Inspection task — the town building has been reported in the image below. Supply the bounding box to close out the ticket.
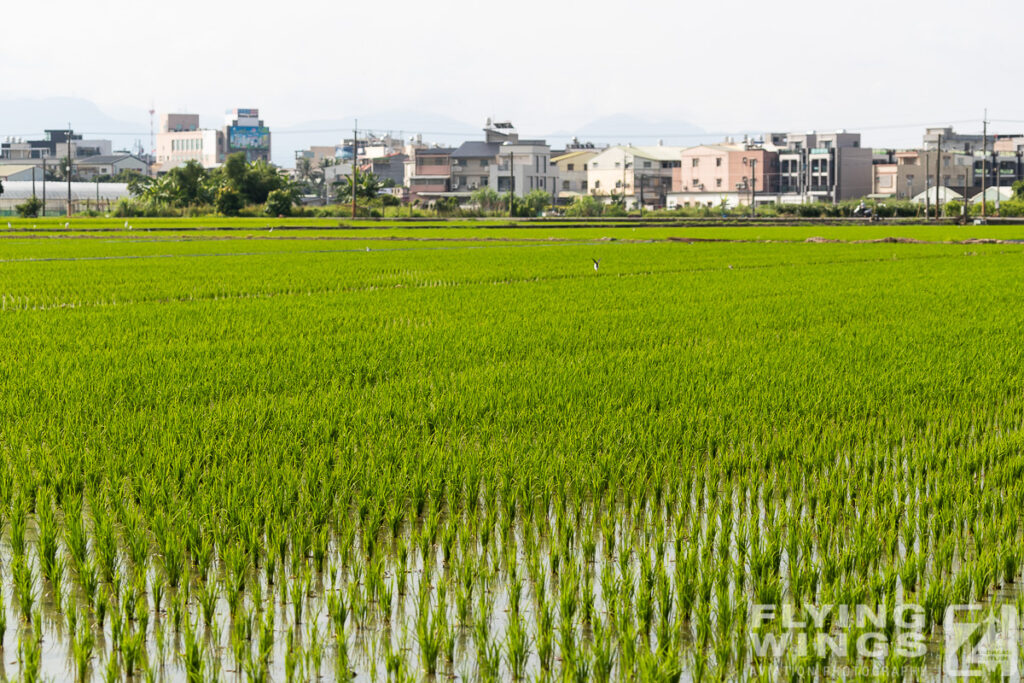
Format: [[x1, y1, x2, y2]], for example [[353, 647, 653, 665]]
[[450, 141, 500, 196], [587, 144, 683, 209], [0, 164, 45, 182], [491, 138, 556, 197], [407, 147, 453, 202], [871, 149, 973, 200], [767, 131, 873, 203], [667, 143, 778, 209], [155, 114, 223, 170], [224, 108, 271, 163], [552, 148, 600, 202], [1, 129, 111, 161], [73, 154, 151, 181]]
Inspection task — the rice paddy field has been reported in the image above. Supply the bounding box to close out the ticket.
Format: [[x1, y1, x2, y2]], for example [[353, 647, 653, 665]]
[[2, 220, 1024, 681]]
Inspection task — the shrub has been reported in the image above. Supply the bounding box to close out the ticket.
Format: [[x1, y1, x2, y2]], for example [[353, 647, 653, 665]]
[[264, 189, 295, 217], [15, 196, 43, 218]]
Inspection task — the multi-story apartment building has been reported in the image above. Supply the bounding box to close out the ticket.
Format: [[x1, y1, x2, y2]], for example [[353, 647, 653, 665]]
[[492, 139, 556, 196], [155, 114, 223, 170], [1, 129, 111, 161], [551, 147, 600, 202], [667, 143, 778, 208], [224, 108, 271, 163], [407, 147, 453, 202], [872, 149, 972, 200], [587, 144, 683, 209], [450, 141, 500, 195], [769, 131, 873, 203]]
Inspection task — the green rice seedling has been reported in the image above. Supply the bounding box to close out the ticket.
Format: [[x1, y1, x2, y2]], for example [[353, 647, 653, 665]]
[[416, 603, 441, 675], [102, 652, 120, 683], [590, 617, 615, 683], [196, 579, 218, 626], [35, 490, 59, 579], [0, 594, 7, 647], [504, 611, 531, 679], [536, 601, 554, 672], [71, 622, 94, 683], [77, 558, 99, 604], [9, 498, 26, 559], [122, 626, 146, 678], [180, 620, 205, 683], [12, 557, 36, 622], [94, 588, 108, 629], [18, 629, 42, 683], [50, 554, 67, 614]]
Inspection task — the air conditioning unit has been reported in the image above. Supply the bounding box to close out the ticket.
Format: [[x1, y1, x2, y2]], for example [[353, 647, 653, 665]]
[[469, 182, 478, 189]]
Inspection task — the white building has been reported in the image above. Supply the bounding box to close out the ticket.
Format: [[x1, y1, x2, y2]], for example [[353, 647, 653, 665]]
[[155, 114, 223, 171]]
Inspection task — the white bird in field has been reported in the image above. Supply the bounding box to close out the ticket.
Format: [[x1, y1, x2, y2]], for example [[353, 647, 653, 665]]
[[269, 227, 274, 233], [65, 222, 69, 229], [366, 246, 370, 252], [592, 258, 601, 271], [6, 222, 10, 229], [124, 221, 129, 228]]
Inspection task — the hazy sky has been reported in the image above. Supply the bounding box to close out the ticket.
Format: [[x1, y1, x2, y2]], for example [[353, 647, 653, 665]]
[[3, 0, 1022, 147]]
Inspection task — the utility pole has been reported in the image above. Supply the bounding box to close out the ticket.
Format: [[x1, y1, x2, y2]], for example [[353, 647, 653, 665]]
[[41, 158, 46, 217], [508, 150, 515, 218], [66, 124, 73, 218], [995, 148, 1002, 217], [962, 162, 970, 224], [750, 158, 757, 217], [638, 173, 644, 217], [925, 150, 933, 223], [351, 119, 358, 219], [935, 132, 942, 219], [981, 110, 988, 221]]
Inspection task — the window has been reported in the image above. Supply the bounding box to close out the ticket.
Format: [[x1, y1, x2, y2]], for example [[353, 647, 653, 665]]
[[480, 159, 489, 167], [562, 180, 570, 190], [615, 180, 622, 188], [715, 178, 722, 188], [643, 161, 652, 169], [592, 162, 598, 168], [594, 180, 600, 189], [692, 178, 699, 186], [567, 163, 575, 171], [691, 158, 699, 167], [581, 181, 587, 190], [615, 161, 621, 168], [716, 158, 722, 167]]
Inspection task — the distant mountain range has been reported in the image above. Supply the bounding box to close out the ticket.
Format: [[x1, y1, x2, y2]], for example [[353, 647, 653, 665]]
[[0, 97, 150, 154], [0, 98, 721, 168]]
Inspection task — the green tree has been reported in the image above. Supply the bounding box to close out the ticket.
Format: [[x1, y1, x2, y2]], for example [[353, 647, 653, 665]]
[[16, 196, 43, 218], [335, 171, 383, 203], [1012, 179, 1024, 200], [522, 189, 551, 217], [265, 188, 296, 217], [215, 186, 245, 216], [471, 186, 501, 212], [564, 195, 603, 217]]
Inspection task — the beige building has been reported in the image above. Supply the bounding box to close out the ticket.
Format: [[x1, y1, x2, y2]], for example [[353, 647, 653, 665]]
[[551, 149, 600, 201], [872, 150, 972, 199], [587, 144, 683, 209]]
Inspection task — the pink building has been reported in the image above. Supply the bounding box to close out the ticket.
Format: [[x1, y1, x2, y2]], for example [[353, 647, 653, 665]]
[[671, 145, 778, 202], [408, 148, 453, 202]]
